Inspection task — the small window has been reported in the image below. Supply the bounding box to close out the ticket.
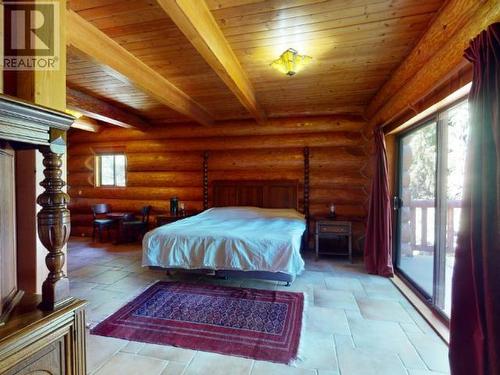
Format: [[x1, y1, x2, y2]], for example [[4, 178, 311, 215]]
[[95, 154, 126, 187]]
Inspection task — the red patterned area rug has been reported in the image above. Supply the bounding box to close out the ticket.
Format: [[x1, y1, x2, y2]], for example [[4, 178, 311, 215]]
[[91, 281, 304, 364]]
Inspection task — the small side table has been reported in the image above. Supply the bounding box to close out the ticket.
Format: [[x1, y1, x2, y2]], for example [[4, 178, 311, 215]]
[[315, 218, 352, 262], [107, 212, 133, 244], [156, 211, 199, 227]]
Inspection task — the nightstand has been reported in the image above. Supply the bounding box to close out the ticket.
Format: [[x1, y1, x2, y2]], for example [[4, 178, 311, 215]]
[[315, 218, 352, 262], [156, 211, 199, 227]]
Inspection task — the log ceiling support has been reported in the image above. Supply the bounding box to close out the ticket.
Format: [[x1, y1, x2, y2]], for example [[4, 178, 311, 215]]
[[203, 151, 209, 210], [67, 88, 148, 130], [303, 147, 310, 220], [71, 116, 101, 133], [303, 146, 310, 249], [66, 10, 214, 126], [156, 0, 266, 123], [366, 0, 500, 129]]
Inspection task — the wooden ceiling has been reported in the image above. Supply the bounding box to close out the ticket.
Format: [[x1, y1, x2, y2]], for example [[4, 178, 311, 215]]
[[67, 47, 188, 124], [66, 0, 446, 126]]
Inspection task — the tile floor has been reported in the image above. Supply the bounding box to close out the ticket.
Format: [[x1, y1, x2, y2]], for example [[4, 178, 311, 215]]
[[67, 237, 450, 375]]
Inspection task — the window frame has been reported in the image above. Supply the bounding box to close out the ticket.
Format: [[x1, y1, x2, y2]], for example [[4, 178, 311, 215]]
[[94, 153, 127, 188]]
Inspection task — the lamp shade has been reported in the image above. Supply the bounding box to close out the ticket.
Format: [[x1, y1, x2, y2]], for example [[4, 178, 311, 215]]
[[271, 48, 312, 76]]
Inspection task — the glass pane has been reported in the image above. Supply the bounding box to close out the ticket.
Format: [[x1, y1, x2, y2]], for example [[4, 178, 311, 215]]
[[443, 101, 469, 316], [115, 155, 126, 187], [397, 121, 437, 297], [100, 155, 115, 185]]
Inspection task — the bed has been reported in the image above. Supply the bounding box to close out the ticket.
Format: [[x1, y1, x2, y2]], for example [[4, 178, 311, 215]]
[[142, 180, 306, 284]]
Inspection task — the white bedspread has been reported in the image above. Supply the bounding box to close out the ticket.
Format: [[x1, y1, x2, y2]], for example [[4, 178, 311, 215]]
[[142, 207, 306, 276]]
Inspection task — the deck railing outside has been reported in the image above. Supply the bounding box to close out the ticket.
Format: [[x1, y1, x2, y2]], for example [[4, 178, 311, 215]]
[[406, 199, 462, 254]]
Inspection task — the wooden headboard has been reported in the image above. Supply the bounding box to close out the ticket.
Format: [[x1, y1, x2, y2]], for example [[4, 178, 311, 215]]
[[212, 180, 299, 210]]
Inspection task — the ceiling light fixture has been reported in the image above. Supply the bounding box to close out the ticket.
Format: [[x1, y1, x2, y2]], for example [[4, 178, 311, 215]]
[[271, 48, 312, 76]]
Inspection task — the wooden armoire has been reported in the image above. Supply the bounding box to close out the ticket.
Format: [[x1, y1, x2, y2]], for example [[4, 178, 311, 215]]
[[0, 94, 86, 375]]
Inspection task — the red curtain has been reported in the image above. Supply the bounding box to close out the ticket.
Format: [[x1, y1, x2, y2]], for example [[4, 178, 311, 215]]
[[449, 23, 500, 375], [364, 127, 394, 277]]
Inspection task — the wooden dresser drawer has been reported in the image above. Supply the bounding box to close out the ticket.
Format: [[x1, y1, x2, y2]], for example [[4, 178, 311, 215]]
[[0, 295, 87, 375], [317, 222, 351, 235], [4, 338, 65, 375]]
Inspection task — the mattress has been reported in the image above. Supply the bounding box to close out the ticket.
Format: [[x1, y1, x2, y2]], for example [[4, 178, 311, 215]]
[[142, 206, 306, 276]]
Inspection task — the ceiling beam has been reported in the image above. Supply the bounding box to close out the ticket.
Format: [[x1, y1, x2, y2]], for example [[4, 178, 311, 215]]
[[71, 116, 101, 133], [67, 10, 214, 126], [157, 0, 266, 123], [67, 87, 149, 130], [366, 0, 499, 128]]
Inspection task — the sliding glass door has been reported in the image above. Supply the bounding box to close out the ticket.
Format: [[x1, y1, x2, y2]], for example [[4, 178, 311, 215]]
[[395, 99, 469, 317], [396, 121, 437, 299], [441, 101, 469, 315]]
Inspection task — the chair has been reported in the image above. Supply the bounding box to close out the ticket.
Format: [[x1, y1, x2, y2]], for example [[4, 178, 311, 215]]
[[120, 206, 152, 242], [92, 204, 114, 242]]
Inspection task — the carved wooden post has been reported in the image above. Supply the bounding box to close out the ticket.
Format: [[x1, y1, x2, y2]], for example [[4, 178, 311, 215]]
[[203, 151, 209, 210], [303, 147, 310, 250], [37, 144, 71, 310]]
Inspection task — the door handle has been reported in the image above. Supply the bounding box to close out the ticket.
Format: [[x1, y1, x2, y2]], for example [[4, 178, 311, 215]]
[[393, 196, 403, 210]]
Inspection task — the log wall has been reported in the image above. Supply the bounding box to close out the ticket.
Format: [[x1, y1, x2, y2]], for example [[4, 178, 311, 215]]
[[67, 116, 372, 252]]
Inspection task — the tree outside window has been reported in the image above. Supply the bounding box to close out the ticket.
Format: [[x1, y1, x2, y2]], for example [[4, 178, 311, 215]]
[[95, 154, 126, 187]]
